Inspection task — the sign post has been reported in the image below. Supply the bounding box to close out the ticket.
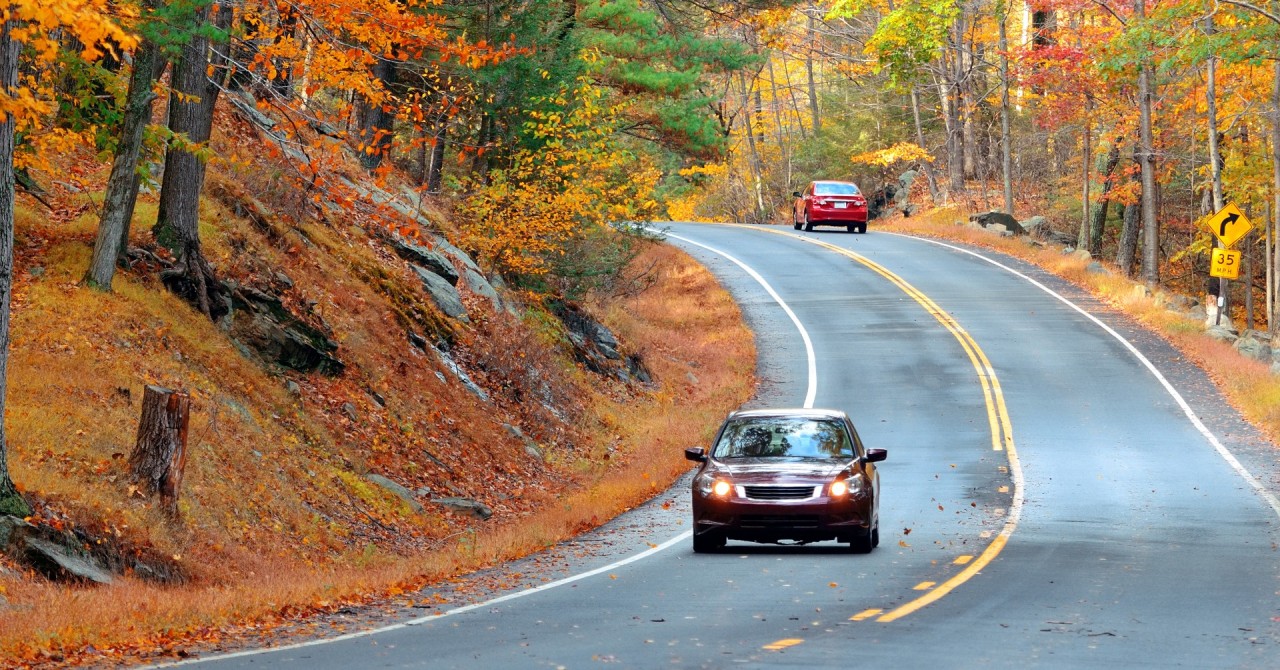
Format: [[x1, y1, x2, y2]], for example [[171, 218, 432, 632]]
[[1205, 203, 1254, 325]]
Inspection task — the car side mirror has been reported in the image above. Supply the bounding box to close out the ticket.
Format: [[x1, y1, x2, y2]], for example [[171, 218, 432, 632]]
[[792, 191, 802, 198], [863, 448, 887, 463], [685, 447, 708, 462]]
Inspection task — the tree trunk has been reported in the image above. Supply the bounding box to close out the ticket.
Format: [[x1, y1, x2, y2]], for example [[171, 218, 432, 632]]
[[998, 8, 1013, 215], [1090, 141, 1122, 255], [1118, 147, 1143, 278], [945, 22, 965, 196], [470, 111, 493, 182], [1245, 206, 1255, 331], [1207, 18, 1226, 318], [1271, 61, 1280, 333], [779, 51, 807, 140], [0, 16, 30, 518], [271, 6, 297, 99], [1078, 117, 1092, 250], [806, 9, 820, 135], [154, 3, 232, 319], [910, 87, 941, 204], [427, 117, 448, 194], [741, 71, 766, 222], [355, 56, 398, 170], [766, 58, 790, 186], [1136, 0, 1159, 284], [128, 385, 190, 516], [960, 6, 978, 181], [87, 28, 164, 290]]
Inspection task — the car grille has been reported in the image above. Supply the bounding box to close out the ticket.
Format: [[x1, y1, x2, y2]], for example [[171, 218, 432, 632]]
[[742, 485, 819, 501], [740, 514, 822, 528]]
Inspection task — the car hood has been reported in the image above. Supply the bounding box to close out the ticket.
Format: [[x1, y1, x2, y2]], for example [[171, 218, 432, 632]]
[[714, 459, 848, 482]]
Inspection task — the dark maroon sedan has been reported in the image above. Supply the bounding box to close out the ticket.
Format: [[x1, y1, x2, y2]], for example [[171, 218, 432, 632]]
[[685, 408, 886, 553], [792, 180, 870, 233]]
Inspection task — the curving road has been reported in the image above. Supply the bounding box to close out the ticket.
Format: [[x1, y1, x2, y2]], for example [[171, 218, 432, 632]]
[[162, 223, 1280, 669]]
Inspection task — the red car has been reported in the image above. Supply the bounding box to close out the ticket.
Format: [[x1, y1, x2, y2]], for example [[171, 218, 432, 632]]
[[684, 408, 886, 553], [792, 180, 869, 233]]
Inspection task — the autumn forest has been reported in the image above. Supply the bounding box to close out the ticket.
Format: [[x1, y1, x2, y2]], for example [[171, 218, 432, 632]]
[[1, 0, 1279, 662]]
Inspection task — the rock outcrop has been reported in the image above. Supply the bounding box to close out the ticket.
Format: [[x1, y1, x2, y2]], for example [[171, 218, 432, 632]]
[[224, 282, 345, 376], [970, 210, 1025, 235]]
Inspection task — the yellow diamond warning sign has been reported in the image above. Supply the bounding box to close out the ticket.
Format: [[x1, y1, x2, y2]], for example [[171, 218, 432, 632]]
[[1205, 203, 1254, 248]]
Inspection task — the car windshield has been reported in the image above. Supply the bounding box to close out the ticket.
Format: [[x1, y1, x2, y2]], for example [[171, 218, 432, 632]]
[[712, 418, 854, 459], [813, 182, 859, 195]]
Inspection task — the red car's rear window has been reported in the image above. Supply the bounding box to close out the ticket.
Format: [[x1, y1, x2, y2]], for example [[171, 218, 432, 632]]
[[813, 182, 860, 195]]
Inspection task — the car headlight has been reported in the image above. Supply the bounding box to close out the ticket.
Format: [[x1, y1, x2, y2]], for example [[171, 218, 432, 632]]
[[695, 472, 733, 498], [831, 474, 867, 498]]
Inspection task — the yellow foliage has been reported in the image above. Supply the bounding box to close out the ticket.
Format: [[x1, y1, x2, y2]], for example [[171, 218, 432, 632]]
[[851, 142, 934, 167], [459, 75, 660, 279]]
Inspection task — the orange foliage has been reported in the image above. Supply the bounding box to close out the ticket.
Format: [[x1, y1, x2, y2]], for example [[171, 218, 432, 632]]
[[458, 76, 661, 279], [3, 0, 134, 172]]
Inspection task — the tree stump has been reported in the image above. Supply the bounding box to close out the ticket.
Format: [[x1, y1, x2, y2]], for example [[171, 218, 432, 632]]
[[128, 385, 190, 516]]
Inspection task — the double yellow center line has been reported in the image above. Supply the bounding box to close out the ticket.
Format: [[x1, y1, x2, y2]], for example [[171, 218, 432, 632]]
[[750, 227, 1024, 624]]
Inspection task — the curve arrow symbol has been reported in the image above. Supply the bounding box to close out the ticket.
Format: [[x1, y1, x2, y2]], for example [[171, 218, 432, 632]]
[[1220, 212, 1238, 236]]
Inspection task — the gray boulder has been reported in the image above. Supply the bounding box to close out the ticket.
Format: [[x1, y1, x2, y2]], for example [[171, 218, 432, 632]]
[[429, 235, 482, 274], [1206, 325, 1239, 343], [434, 346, 489, 400], [1234, 332, 1272, 363], [366, 474, 426, 514], [393, 239, 459, 286], [432, 497, 493, 520], [2, 517, 113, 584], [970, 210, 1025, 235], [1020, 216, 1050, 236], [23, 537, 114, 584], [505, 423, 546, 462], [462, 267, 503, 311], [413, 266, 469, 323], [1205, 304, 1235, 331]]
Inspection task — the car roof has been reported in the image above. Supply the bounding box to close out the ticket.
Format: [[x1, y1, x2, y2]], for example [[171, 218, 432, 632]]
[[726, 408, 849, 421]]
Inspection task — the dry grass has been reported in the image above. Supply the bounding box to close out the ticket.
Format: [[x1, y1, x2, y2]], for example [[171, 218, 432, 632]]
[[0, 139, 754, 663], [881, 206, 1280, 446]]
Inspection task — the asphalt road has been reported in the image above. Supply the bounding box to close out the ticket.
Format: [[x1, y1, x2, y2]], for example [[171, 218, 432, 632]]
[[163, 223, 1280, 669]]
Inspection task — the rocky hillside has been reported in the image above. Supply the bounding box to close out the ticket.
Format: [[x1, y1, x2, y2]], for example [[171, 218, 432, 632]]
[[0, 92, 754, 663]]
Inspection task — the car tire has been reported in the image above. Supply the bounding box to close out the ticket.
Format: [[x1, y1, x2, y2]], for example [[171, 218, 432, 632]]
[[846, 223, 857, 234], [793, 213, 802, 230], [693, 531, 725, 553], [857, 223, 868, 234], [847, 526, 874, 554], [803, 211, 814, 232]]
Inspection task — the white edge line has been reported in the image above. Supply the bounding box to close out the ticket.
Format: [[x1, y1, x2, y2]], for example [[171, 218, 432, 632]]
[[892, 232, 1280, 519], [153, 224, 817, 667], [661, 229, 819, 409], [150, 531, 693, 667]]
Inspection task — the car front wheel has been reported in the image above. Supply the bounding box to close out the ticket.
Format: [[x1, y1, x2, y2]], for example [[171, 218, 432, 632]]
[[693, 531, 725, 553], [846, 525, 874, 554], [793, 210, 802, 230]]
